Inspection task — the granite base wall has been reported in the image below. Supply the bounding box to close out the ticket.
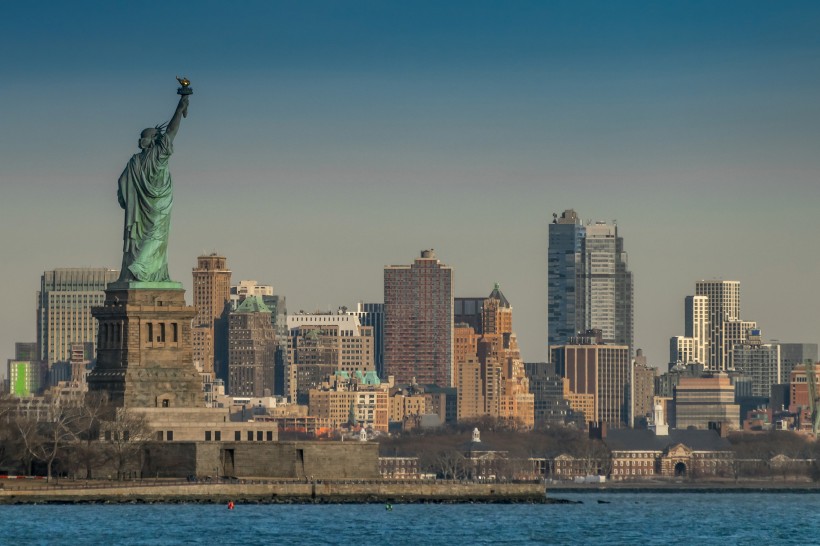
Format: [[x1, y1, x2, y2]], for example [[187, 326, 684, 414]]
[[0, 482, 545, 504], [140, 441, 380, 479]]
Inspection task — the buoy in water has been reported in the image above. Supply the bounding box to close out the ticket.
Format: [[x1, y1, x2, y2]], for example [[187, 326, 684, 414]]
[[385, 503, 393, 511], [228, 501, 235, 510]]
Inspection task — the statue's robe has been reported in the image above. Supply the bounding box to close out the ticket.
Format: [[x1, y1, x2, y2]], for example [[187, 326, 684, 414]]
[[117, 133, 174, 282]]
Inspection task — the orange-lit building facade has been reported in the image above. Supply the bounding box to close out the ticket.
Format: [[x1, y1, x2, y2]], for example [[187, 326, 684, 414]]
[[308, 385, 389, 433], [551, 331, 631, 427], [192, 254, 232, 378], [384, 250, 453, 387], [453, 285, 534, 428]]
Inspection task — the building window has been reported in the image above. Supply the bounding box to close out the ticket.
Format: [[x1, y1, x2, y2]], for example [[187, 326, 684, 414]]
[[235, 431, 241, 441], [215, 431, 221, 441], [247, 431, 253, 441], [205, 431, 212, 441], [266, 431, 273, 441], [167, 431, 174, 441]]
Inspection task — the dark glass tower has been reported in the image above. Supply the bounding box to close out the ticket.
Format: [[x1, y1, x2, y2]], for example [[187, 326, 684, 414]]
[[548, 210, 633, 355], [547, 210, 584, 349]]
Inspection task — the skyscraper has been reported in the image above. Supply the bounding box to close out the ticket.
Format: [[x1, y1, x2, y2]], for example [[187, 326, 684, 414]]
[[453, 285, 534, 428], [671, 281, 758, 373], [548, 209, 583, 349], [695, 280, 740, 371], [777, 343, 818, 385], [192, 254, 231, 379], [550, 330, 631, 427], [349, 303, 385, 379], [684, 295, 709, 365], [228, 296, 276, 397], [384, 250, 453, 387], [37, 268, 119, 383], [287, 312, 375, 404], [231, 280, 289, 396], [631, 349, 656, 428], [548, 210, 633, 354], [733, 329, 780, 398]]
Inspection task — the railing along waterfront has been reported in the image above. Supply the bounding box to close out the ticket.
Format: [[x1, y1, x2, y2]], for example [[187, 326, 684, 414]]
[[0, 477, 542, 491]]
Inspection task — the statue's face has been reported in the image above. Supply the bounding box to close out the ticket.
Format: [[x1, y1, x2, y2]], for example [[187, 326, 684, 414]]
[[139, 129, 157, 150]]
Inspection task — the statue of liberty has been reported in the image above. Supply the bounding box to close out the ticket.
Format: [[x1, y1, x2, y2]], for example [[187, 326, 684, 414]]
[[117, 79, 191, 284]]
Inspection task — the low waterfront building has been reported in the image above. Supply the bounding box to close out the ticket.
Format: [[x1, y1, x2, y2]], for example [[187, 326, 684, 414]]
[[460, 428, 509, 481], [135, 407, 279, 443], [605, 403, 734, 480], [140, 440, 381, 480], [548, 454, 608, 480], [379, 456, 421, 479], [606, 429, 734, 480]]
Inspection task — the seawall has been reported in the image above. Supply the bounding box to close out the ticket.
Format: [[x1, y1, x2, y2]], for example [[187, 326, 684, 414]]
[[0, 481, 552, 504]]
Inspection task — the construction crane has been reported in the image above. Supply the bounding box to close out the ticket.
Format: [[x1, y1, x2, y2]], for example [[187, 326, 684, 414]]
[[804, 360, 820, 434]]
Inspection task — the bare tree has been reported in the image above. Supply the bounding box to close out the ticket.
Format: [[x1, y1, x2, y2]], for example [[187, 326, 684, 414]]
[[14, 416, 41, 475], [0, 395, 24, 472], [101, 408, 153, 480], [433, 448, 467, 480], [15, 399, 84, 482], [71, 392, 112, 479]]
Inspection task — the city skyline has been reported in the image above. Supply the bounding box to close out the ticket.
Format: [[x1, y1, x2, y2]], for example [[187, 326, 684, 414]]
[[3, 2, 820, 372]]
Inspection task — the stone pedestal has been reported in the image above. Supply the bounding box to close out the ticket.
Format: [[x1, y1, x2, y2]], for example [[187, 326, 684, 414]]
[[88, 286, 204, 408]]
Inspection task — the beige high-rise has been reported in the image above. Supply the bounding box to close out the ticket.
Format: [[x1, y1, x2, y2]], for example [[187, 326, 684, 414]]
[[192, 254, 231, 378], [695, 280, 740, 371], [453, 285, 533, 428]]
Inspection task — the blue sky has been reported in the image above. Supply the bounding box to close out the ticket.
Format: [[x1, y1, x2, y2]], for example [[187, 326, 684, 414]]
[[2, 1, 820, 371]]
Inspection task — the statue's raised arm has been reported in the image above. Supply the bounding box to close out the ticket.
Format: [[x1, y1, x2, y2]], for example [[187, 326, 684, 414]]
[[166, 95, 188, 142], [166, 76, 192, 141], [115, 78, 193, 285]]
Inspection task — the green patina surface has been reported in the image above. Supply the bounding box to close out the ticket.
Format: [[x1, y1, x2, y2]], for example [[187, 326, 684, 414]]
[[115, 86, 190, 285], [234, 295, 272, 313]]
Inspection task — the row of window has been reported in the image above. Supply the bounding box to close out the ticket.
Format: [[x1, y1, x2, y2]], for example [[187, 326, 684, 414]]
[[157, 430, 276, 442], [145, 322, 179, 345]]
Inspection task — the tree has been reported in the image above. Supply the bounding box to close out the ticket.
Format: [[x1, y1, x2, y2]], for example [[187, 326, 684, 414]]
[[14, 416, 41, 476], [0, 395, 25, 473], [431, 448, 467, 480], [66, 392, 111, 479], [15, 398, 84, 482], [101, 408, 153, 480]]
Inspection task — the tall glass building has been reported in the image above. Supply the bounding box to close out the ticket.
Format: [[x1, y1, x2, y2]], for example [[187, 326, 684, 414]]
[[37, 268, 119, 374], [349, 303, 385, 379], [548, 210, 633, 355]]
